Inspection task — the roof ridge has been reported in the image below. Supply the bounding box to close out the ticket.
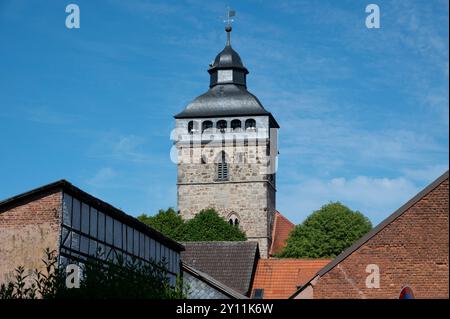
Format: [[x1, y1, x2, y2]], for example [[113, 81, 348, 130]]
[[275, 211, 295, 226]]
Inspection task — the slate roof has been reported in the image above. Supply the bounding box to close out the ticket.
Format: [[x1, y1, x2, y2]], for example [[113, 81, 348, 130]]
[[182, 263, 247, 299], [269, 211, 295, 256], [208, 43, 248, 73], [290, 170, 449, 298], [181, 241, 260, 296], [174, 84, 274, 120], [251, 259, 332, 299]]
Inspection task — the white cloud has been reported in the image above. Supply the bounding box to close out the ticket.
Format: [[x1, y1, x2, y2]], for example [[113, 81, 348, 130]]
[[87, 167, 117, 188]]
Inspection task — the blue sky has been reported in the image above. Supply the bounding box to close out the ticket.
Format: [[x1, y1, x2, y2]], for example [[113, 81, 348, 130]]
[[0, 0, 448, 225]]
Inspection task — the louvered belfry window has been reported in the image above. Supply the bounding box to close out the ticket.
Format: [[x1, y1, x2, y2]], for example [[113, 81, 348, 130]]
[[217, 152, 229, 180]]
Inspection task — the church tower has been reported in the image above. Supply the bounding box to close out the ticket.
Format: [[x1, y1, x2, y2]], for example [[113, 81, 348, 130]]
[[173, 24, 279, 258]]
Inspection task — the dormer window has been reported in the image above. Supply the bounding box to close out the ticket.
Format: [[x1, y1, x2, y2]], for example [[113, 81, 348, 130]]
[[245, 119, 256, 131], [202, 121, 213, 133], [216, 120, 227, 133], [231, 119, 241, 132]]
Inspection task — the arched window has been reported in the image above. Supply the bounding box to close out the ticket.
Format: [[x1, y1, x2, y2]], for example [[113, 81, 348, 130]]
[[245, 119, 256, 131], [216, 120, 227, 133], [202, 121, 213, 133], [187, 121, 195, 134], [399, 286, 415, 299], [227, 213, 240, 228], [217, 151, 229, 181], [231, 119, 242, 131]]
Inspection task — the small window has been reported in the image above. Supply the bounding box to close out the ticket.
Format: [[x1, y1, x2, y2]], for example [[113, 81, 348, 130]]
[[114, 220, 122, 249], [188, 121, 199, 134], [252, 288, 264, 299], [231, 119, 241, 131], [202, 121, 213, 133], [217, 151, 229, 180], [72, 198, 81, 231], [105, 216, 113, 245], [62, 194, 72, 226], [81, 203, 90, 234], [228, 213, 240, 228], [245, 119, 256, 131], [399, 286, 415, 299], [89, 208, 98, 237], [216, 120, 227, 133], [97, 211, 105, 242]]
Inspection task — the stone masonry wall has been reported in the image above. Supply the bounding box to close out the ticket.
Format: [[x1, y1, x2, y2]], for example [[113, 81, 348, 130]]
[[177, 141, 276, 259], [0, 191, 62, 284]]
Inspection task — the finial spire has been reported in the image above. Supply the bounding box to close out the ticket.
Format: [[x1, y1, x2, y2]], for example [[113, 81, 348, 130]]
[[224, 7, 235, 46]]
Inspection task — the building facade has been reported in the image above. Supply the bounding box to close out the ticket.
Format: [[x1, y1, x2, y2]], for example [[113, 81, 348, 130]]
[[0, 180, 184, 286], [292, 171, 449, 299], [174, 26, 279, 258]]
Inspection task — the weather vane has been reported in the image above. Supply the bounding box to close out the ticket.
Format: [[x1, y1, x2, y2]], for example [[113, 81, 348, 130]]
[[224, 7, 236, 29], [223, 7, 235, 46]]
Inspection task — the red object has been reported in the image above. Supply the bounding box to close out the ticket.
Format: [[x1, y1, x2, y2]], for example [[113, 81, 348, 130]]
[[251, 259, 332, 299], [269, 211, 295, 256]]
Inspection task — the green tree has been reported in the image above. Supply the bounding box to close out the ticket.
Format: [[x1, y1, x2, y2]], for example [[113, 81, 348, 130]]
[[279, 202, 372, 258], [178, 208, 246, 241], [138, 208, 247, 242], [138, 208, 184, 241]]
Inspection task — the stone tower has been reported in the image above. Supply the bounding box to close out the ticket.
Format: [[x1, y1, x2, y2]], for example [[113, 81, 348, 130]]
[[173, 25, 279, 258]]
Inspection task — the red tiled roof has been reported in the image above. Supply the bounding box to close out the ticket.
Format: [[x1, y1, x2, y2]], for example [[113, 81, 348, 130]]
[[251, 259, 332, 299], [269, 211, 295, 256]]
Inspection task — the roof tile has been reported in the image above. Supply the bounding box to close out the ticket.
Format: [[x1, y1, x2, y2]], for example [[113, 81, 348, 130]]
[[181, 241, 259, 295], [269, 211, 295, 256], [251, 259, 331, 299]]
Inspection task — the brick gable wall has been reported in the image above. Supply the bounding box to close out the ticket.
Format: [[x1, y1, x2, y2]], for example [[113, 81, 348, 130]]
[[0, 191, 62, 284], [309, 178, 449, 299]]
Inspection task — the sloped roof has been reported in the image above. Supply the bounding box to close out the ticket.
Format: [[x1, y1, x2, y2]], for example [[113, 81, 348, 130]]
[[182, 263, 247, 299], [174, 84, 277, 122], [290, 170, 449, 298], [269, 211, 295, 256], [251, 259, 332, 299], [0, 179, 184, 252], [181, 241, 259, 296]]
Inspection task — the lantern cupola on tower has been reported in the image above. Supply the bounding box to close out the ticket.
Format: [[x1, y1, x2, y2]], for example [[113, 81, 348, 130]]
[[208, 25, 249, 88]]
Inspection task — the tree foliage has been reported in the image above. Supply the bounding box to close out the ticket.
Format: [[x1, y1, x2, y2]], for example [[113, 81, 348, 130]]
[[177, 208, 246, 241], [138, 208, 184, 240], [137, 208, 246, 242], [279, 202, 372, 258]]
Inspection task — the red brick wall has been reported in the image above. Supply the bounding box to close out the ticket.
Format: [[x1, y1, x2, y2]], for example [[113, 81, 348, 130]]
[[308, 177, 449, 299], [0, 191, 62, 284]]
